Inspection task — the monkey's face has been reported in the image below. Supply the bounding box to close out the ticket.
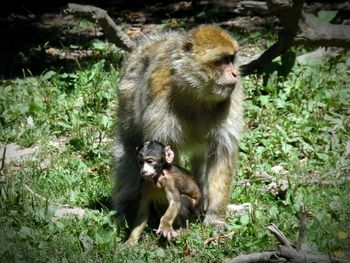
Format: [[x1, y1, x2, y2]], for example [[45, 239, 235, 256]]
[[136, 141, 168, 181], [137, 157, 163, 180], [209, 53, 239, 99], [174, 25, 240, 102]]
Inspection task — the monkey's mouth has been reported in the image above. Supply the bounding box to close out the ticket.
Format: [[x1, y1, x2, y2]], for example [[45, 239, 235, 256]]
[[218, 81, 237, 90], [221, 85, 235, 92], [141, 173, 152, 179], [212, 84, 236, 98]]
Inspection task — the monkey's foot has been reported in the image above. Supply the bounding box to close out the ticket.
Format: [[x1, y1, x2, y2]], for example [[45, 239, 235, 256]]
[[156, 226, 179, 241], [125, 237, 138, 246], [203, 213, 228, 230]]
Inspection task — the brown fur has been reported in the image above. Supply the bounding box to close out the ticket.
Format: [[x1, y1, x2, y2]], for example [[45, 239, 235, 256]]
[[126, 165, 201, 244], [114, 24, 244, 228]]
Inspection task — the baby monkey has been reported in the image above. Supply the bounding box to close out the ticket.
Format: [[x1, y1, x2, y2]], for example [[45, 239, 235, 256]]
[[126, 140, 201, 244]]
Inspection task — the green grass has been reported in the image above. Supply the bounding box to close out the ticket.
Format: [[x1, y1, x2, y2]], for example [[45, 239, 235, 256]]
[[1, 36, 350, 262]]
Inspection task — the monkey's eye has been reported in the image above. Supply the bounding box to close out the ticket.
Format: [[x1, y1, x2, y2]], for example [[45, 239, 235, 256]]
[[146, 159, 156, 165], [215, 54, 236, 66], [229, 54, 236, 63], [183, 42, 193, 52]]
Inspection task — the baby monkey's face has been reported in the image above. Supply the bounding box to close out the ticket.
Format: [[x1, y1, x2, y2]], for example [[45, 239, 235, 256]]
[[136, 141, 174, 181], [137, 155, 163, 181]]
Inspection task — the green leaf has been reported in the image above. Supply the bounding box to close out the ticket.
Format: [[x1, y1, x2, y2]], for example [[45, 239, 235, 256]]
[[316, 152, 329, 161], [19, 226, 34, 239], [276, 98, 286, 109], [92, 41, 106, 51], [79, 231, 94, 251], [41, 70, 57, 81], [240, 214, 250, 226], [259, 95, 270, 106], [95, 226, 115, 245], [316, 10, 338, 22], [269, 206, 279, 218], [100, 115, 109, 128], [155, 248, 166, 258], [0, 235, 11, 253], [46, 205, 56, 219], [293, 191, 304, 212]]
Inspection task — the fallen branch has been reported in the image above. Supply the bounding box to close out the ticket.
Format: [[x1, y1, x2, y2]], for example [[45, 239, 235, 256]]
[[267, 224, 291, 247], [24, 184, 48, 202], [64, 2, 350, 76], [296, 205, 307, 251], [0, 146, 5, 171], [296, 47, 343, 64], [224, 223, 350, 263], [0, 146, 6, 179], [240, 0, 350, 76], [223, 251, 282, 263], [64, 3, 135, 51]]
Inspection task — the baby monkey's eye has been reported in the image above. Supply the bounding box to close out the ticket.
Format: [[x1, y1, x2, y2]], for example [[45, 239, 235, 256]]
[[146, 159, 156, 165]]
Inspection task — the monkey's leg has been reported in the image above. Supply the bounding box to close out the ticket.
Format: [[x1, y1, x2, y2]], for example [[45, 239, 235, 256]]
[[203, 153, 236, 228], [114, 152, 141, 225], [190, 154, 207, 209], [125, 197, 150, 245]]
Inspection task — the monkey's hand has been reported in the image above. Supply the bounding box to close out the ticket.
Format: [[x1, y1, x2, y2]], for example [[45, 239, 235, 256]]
[[156, 226, 179, 241], [203, 213, 228, 230]]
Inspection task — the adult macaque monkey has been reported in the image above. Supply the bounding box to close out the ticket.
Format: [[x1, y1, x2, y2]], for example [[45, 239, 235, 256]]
[[114, 25, 244, 228], [126, 140, 201, 244]]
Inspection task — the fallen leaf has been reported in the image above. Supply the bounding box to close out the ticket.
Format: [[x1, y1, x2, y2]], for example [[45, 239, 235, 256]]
[[338, 231, 348, 239], [183, 242, 191, 257], [203, 231, 235, 246], [334, 251, 345, 257]]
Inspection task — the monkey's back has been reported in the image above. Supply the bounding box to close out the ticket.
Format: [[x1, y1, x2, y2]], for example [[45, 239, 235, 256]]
[[165, 164, 202, 204], [118, 31, 183, 95], [117, 31, 185, 145]]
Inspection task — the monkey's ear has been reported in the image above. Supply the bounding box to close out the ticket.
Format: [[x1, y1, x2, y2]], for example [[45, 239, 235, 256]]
[[164, 146, 175, 163]]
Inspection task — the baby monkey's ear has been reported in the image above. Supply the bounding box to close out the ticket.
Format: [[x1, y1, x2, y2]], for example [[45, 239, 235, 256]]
[[164, 146, 175, 163]]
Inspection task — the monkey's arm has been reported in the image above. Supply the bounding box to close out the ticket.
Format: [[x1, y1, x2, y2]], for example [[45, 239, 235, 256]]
[[157, 173, 181, 241], [126, 193, 151, 245]]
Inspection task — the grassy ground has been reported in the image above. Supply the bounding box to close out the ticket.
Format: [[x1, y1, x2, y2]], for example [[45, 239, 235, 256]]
[[1, 22, 350, 262]]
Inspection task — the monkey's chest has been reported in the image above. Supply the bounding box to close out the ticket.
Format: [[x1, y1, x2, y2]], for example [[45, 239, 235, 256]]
[[149, 188, 169, 215]]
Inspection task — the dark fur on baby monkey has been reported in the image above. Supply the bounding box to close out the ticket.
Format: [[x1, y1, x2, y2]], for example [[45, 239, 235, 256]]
[[126, 140, 201, 244]]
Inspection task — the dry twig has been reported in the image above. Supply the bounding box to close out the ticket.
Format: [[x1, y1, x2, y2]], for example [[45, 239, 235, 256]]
[[64, 1, 350, 77], [239, 0, 350, 76], [64, 3, 135, 51], [224, 223, 350, 263], [203, 231, 235, 246]]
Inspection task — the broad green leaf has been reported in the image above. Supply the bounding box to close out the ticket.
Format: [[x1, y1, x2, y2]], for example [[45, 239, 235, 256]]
[[240, 214, 250, 226], [316, 10, 338, 22], [95, 226, 115, 245]]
